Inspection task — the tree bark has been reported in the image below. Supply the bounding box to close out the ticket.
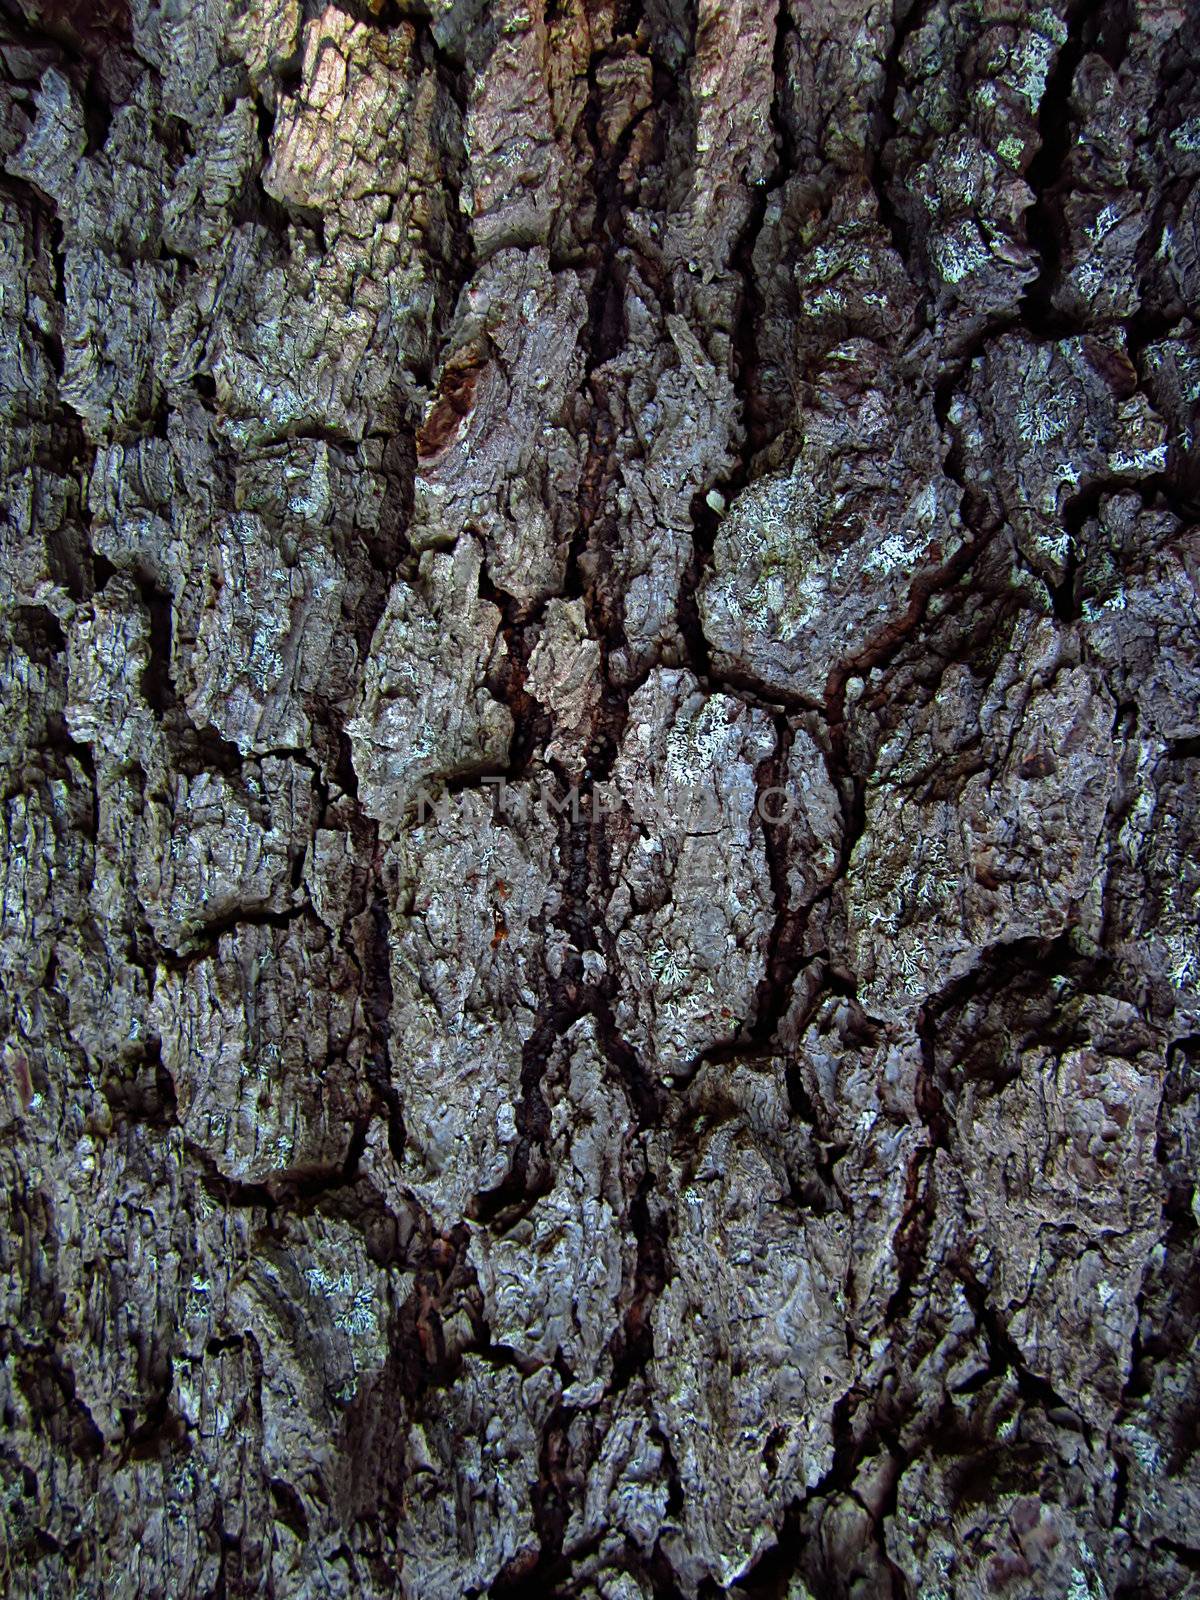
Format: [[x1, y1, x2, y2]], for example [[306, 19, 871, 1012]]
[[1, 0, 1198, 1595]]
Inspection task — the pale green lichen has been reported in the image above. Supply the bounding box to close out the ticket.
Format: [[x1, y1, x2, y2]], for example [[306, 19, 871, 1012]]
[[997, 133, 1024, 169], [1108, 442, 1167, 474], [1074, 260, 1107, 298], [714, 468, 829, 640], [1128, 1429, 1163, 1474], [1164, 931, 1199, 991], [1014, 11, 1069, 110], [1015, 393, 1069, 445], [648, 942, 691, 992], [931, 223, 991, 285], [264, 1132, 295, 1166], [1175, 347, 1200, 403], [862, 529, 922, 580], [183, 1273, 212, 1324], [1029, 526, 1072, 571], [1086, 203, 1122, 243], [1066, 1562, 1103, 1600], [664, 692, 734, 786]]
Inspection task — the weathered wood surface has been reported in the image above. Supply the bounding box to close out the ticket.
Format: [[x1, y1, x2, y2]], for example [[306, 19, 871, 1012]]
[[1, 0, 1199, 1594]]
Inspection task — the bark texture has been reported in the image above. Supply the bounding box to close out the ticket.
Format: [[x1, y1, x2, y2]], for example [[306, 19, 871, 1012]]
[[1, 0, 1199, 1595]]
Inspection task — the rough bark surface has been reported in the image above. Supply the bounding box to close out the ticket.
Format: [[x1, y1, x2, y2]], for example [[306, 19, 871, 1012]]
[[1, 0, 1199, 1595]]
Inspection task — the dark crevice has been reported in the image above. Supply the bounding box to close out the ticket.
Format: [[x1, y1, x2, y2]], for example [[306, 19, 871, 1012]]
[[490, 1397, 577, 1595], [185, 1140, 279, 1214], [166, 719, 245, 782], [164, 902, 311, 962], [101, 1035, 178, 1130], [958, 1263, 1093, 1445], [270, 1477, 310, 1541], [135, 574, 177, 716], [9, 603, 66, 662], [608, 1168, 668, 1393], [477, 572, 551, 783], [871, 0, 930, 287], [883, 1000, 950, 1324], [469, 1006, 560, 1230], [753, 717, 815, 1039], [472, 12, 669, 1232], [359, 887, 405, 1166], [247, 91, 327, 247], [1019, 0, 1110, 338], [0, 0, 131, 68], [13, 1344, 105, 1464], [1152, 1539, 1200, 1573]]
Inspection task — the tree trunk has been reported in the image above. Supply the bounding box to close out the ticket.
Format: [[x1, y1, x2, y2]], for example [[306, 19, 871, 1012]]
[[1, 0, 1198, 1594]]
